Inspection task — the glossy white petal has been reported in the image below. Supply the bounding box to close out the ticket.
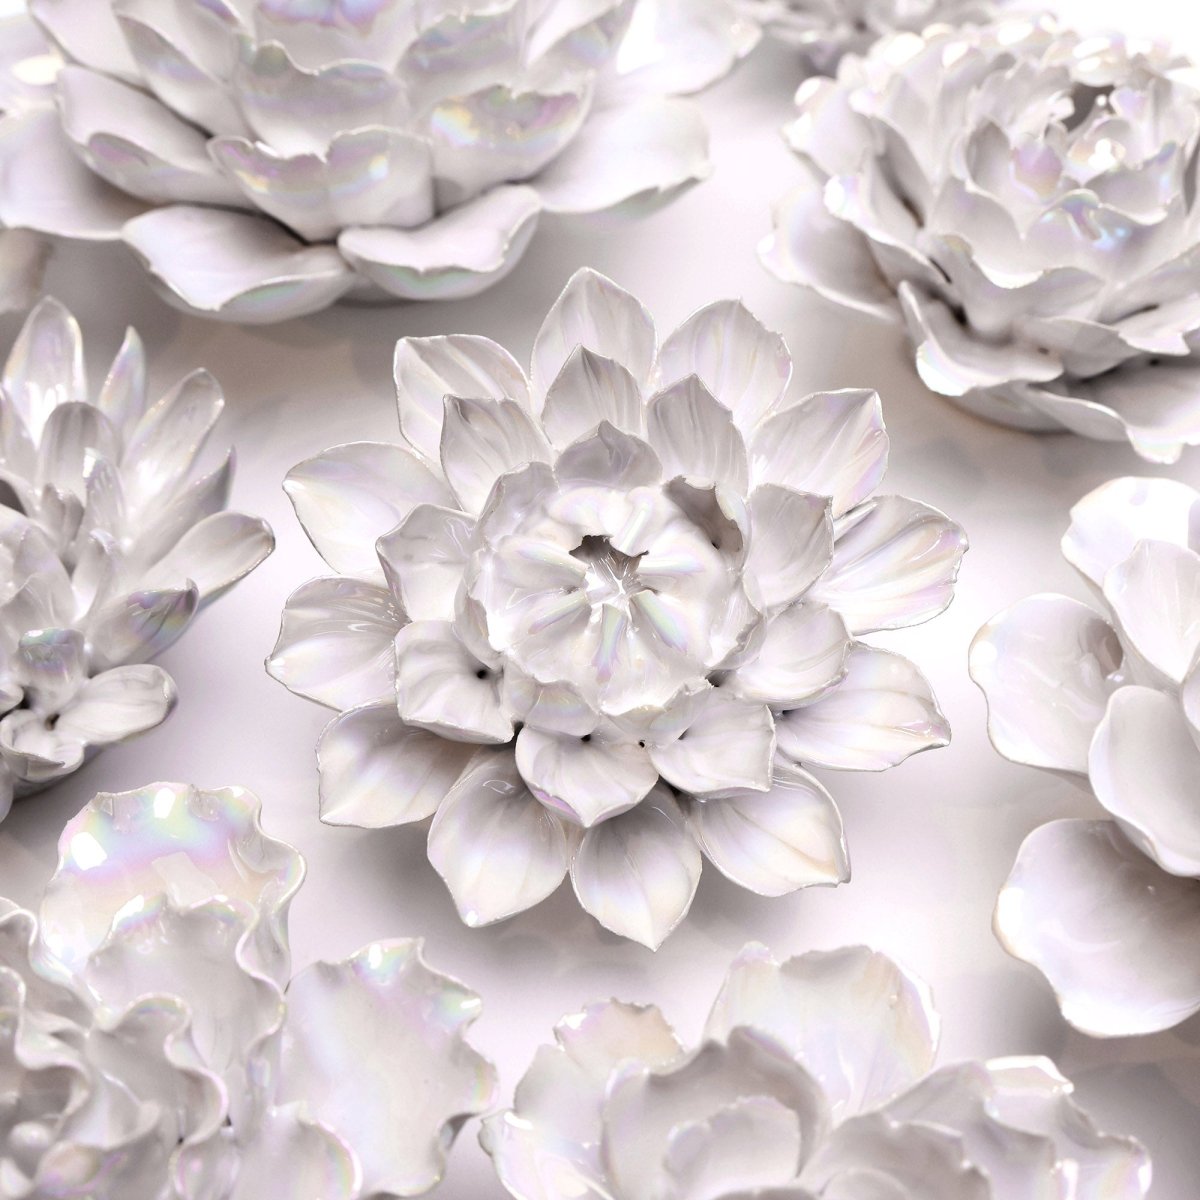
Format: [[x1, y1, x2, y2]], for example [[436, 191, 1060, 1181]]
[[745, 486, 833, 610], [571, 788, 701, 949], [377, 503, 473, 622], [646, 375, 749, 492], [541, 348, 645, 448], [317, 702, 474, 828], [137, 511, 273, 604], [728, 602, 849, 706], [229, 1106, 358, 1200], [3, 295, 85, 439], [54, 665, 175, 746]]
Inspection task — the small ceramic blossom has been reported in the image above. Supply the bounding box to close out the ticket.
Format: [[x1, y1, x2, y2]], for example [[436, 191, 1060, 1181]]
[[0, 781, 497, 1199], [0, 298, 273, 816], [269, 268, 966, 948], [0, 0, 718, 324], [973, 477, 1200, 1037], [763, 16, 1200, 461], [484, 942, 1151, 1200]]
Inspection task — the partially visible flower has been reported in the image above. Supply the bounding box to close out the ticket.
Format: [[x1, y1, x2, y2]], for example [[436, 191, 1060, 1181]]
[[0, 0, 716, 324], [974, 477, 1200, 1037], [2, 781, 497, 1200], [484, 942, 1151, 1200], [269, 267, 965, 948], [0, 299, 273, 816], [764, 16, 1200, 460]]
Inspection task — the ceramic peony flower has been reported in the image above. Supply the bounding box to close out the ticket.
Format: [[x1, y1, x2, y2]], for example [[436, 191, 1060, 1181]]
[[0, 298, 273, 817], [484, 942, 1151, 1200], [0, 0, 718, 324], [973, 477, 1200, 1037], [269, 268, 966, 948], [763, 16, 1200, 461], [0, 780, 497, 1200]]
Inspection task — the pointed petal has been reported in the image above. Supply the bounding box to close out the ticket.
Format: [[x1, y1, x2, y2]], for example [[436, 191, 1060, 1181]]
[[285, 441, 454, 580], [996, 819, 1200, 1036], [728, 602, 848, 707], [3, 296, 85, 440], [531, 267, 656, 404], [646, 375, 748, 492], [123, 205, 355, 323], [138, 511, 273, 604], [810, 496, 967, 633], [555, 420, 661, 489], [87, 584, 199, 669], [267, 576, 404, 709], [542, 347, 645, 448], [775, 645, 948, 770], [571, 787, 701, 949], [393, 334, 530, 465], [428, 748, 571, 925], [749, 389, 888, 517], [970, 594, 1119, 775], [317, 702, 474, 828], [96, 326, 148, 438], [745, 486, 833, 610], [338, 184, 540, 301], [54, 664, 175, 746], [376, 503, 473, 622], [688, 763, 848, 896], [29, 0, 140, 80]]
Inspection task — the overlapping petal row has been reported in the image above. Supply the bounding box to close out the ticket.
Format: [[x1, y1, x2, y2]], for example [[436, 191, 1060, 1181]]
[[270, 267, 966, 947], [764, 15, 1200, 460], [0, 781, 497, 1200], [0, 0, 724, 324], [0, 300, 273, 815], [972, 477, 1200, 1037], [484, 942, 1151, 1200]]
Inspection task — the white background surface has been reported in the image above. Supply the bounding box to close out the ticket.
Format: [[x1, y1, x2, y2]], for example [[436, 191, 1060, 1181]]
[[2, 1, 1200, 1195]]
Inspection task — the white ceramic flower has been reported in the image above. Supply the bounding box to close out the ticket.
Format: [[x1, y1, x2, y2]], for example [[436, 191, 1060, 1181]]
[[0, 0, 717, 324], [484, 942, 1151, 1200], [0, 780, 498, 1199], [739, 0, 995, 75], [763, 16, 1200, 461], [0, 298, 273, 817], [973, 477, 1200, 1037], [269, 268, 966, 948]]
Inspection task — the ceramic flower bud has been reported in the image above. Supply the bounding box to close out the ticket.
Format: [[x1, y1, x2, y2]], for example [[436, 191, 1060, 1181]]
[[0, 299, 273, 817], [0, 0, 718, 324], [973, 477, 1200, 1037], [269, 267, 966, 948], [763, 16, 1200, 461], [484, 942, 1151, 1200], [1, 781, 498, 1200]]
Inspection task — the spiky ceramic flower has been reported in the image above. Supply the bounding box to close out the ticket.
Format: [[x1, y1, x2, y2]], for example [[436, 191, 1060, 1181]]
[[763, 15, 1200, 461], [484, 942, 1151, 1200], [739, 0, 995, 75], [0, 781, 497, 1199], [0, 0, 719, 324], [269, 267, 966, 948], [973, 477, 1200, 1037], [0, 298, 273, 817]]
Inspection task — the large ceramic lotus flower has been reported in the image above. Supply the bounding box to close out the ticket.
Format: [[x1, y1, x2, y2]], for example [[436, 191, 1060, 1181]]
[[0, 0, 715, 324], [484, 942, 1150, 1200], [0, 299, 273, 816], [0, 781, 497, 1199], [763, 16, 1200, 461], [268, 268, 966, 948], [973, 477, 1200, 1037]]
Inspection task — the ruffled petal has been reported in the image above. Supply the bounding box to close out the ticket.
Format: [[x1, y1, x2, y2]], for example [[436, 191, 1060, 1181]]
[[571, 787, 701, 949], [285, 440, 454, 580], [317, 702, 474, 828], [646, 376, 749, 492], [969, 594, 1119, 775], [775, 645, 948, 770], [123, 205, 355, 323], [428, 748, 571, 925], [745, 486, 833, 610], [809, 496, 967, 633], [995, 819, 1200, 1036], [337, 185, 540, 301], [228, 1105, 358, 1200], [267, 576, 404, 709], [687, 763, 848, 896]]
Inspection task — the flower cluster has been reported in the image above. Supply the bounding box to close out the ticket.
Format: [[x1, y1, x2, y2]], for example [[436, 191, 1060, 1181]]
[[0, 781, 496, 1199], [485, 942, 1151, 1200], [0, 299, 272, 816], [270, 268, 965, 947], [0, 0, 720, 323], [974, 476, 1200, 1037], [764, 16, 1200, 460]]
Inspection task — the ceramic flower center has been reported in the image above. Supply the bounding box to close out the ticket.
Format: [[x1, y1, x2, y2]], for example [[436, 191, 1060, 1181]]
[[571, 535, 646, 607]]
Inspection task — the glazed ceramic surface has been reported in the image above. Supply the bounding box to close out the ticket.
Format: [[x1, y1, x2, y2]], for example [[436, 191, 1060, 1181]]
[[0, 781, 496, 1199], [486, 943, 1150, 1200], [268, 268, 965, 946], [0, 0, 1199, 1194], [763, 16, 1200, 459]]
